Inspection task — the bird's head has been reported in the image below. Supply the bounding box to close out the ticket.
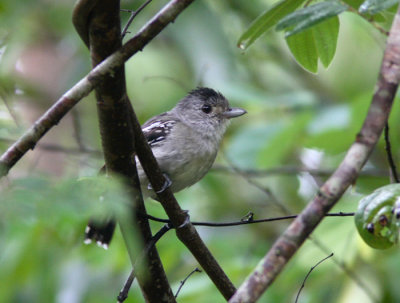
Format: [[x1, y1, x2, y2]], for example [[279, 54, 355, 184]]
[[174, 87, 246, 139]]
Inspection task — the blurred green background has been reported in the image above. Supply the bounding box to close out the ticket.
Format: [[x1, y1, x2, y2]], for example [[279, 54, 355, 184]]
[[0, 0, 399, 302]]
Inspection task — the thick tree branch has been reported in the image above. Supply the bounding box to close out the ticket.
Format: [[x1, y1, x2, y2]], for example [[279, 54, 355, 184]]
[[229, 6, 400, 303], [73, 0, 175, 302]]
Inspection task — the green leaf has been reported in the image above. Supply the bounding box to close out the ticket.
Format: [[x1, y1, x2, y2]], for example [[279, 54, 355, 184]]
[[359, 0, 398, 15], [237, 0, 306, 50], [276, 1, 348, 37], [286, 16, 340, 72], [312, 16, 340, 67], [286, 28, 318, 73]]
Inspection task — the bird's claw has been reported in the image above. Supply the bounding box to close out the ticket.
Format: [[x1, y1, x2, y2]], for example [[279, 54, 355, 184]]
[[147, 173, 172, 194], [177, 210, 190, 229]]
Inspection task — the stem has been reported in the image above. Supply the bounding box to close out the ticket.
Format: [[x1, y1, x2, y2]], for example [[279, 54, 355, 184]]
[[384, 123, 400, 183]]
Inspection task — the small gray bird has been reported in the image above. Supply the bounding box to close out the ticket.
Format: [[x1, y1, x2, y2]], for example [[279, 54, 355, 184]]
[[85, 87, 246, 247]]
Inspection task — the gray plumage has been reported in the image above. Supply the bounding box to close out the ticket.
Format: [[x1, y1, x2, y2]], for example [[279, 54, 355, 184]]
[[138, 87, 246, 198], [85, 87, 246, 247]]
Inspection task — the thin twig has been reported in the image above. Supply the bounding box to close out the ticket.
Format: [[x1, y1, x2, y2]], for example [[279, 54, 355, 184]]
[[117, 224, 173, 303], [121, 0, 153, 39], [144, 212, 355, 227], [117, 271, 135, 303], [310, 237, 379, 303], [295, 253, 334, 303], [384, 122, 400, 183], [174, 268, 202, 298]]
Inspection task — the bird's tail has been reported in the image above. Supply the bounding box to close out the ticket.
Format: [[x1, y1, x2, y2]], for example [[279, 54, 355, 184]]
[[84, 219, 116, 249]]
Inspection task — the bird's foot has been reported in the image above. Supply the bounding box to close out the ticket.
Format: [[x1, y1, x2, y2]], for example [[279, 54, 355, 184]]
[[147, 173, 172, 194]]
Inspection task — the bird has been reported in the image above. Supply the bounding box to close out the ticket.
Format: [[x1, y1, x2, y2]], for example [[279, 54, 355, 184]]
[[84, 87, 246, 248]]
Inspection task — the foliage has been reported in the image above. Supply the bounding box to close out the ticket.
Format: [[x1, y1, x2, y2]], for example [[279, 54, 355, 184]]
[[0, 0, 399, 302], [237, 0, 306, 50], [276, 1, 348, 37], [285, 16, 340, 73], [239, 0, 397, 72]]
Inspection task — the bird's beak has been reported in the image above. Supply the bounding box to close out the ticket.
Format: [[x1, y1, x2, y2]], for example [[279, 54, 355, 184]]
[[222, 107, 247, 119]]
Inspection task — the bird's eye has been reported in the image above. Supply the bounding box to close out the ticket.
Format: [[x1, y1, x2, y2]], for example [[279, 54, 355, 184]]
[[202, 104, 212, 114]]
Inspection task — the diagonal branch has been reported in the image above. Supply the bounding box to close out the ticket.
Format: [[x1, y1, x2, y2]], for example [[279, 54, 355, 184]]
[[229, 5, 400, 303]]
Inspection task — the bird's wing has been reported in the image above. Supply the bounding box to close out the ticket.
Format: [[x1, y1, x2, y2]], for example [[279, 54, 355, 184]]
[[141, 113, 176, 147]]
